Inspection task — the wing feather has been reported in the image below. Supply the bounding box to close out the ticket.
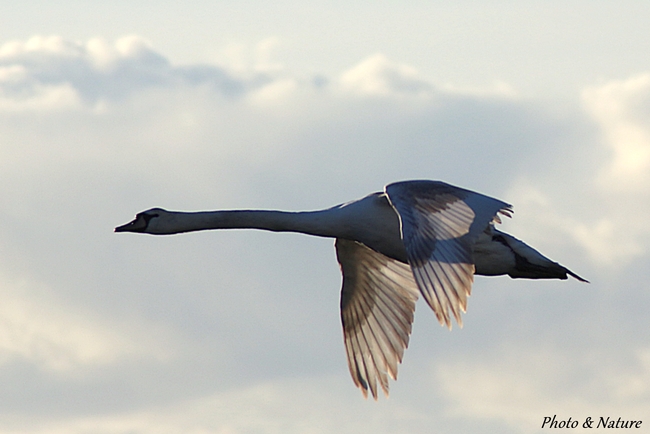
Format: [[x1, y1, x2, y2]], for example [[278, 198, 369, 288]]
[[385, 180, 511, 328], [336, 238, 419, 399]]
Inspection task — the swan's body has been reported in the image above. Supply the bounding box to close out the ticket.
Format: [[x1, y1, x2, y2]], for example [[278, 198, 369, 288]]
[[116, 180, 587, 398]]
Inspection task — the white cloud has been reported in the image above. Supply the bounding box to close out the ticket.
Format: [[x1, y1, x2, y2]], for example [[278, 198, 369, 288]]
[[0, 64, 27, 82], [2, 374, 439, 434], [339, 54, 434, 97], [499, 74, 650, 266], [253, 37, 285, 73], [0, 35, 255, 108], [0, 82, 82, 112], [504, 182, 645, 266], [0, 36, 525, 113], [436, 344, 650, 433], [583, 74, 650, 192], [0, 273, 168, 373], [247, 78, 299, 105], [0, 33, 648, 434], [0, 35, 81, 58]]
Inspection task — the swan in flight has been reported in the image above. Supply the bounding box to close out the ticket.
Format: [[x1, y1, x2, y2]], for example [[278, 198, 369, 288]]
[[115, 180, 587, 399]]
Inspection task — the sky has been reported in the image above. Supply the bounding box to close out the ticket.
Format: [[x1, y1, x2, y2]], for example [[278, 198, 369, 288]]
[[0, 1, 649, 433]]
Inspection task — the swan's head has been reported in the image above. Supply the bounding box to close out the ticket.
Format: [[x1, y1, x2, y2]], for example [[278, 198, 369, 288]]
[[115, 208, 173, 234]]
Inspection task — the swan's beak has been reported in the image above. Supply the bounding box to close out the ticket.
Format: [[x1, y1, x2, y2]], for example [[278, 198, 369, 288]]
[[115, 216, 147, 233]]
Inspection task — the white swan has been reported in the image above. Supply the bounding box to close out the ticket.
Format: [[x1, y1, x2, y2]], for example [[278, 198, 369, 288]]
[[115, 180, 587, 399]]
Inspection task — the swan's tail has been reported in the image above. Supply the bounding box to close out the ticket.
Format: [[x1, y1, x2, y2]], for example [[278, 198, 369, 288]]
[[508, 256, 589, 283], [494, 230, 589, 283]]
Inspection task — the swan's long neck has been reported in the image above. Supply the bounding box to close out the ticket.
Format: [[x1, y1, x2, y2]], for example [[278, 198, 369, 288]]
[[135, 192, 407, 262], [161, 208, 347, 239]]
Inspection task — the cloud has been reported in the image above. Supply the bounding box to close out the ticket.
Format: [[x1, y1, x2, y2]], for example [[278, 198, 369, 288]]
[[0, 271, 168, 373], [0, 35, 525, 114], [0, 38, 445, 113], [499, 73, 650, 266], [339, 54, 434, 97], [504, 181, 645, 266], [0, 34, 648, 434], [583, 74, 650, 192], [0, 35, 260, 110], [436, 344, 650, 433], [0, 374, 441, 434]]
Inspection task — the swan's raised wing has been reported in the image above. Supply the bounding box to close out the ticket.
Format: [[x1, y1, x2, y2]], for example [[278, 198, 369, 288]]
[[385, 180, 512, 329], [336, 238, 419, 399]]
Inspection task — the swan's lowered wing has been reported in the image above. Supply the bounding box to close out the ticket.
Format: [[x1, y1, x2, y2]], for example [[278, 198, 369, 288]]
[[336, 238, 419, 399], [385, 180, 512, 328]]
